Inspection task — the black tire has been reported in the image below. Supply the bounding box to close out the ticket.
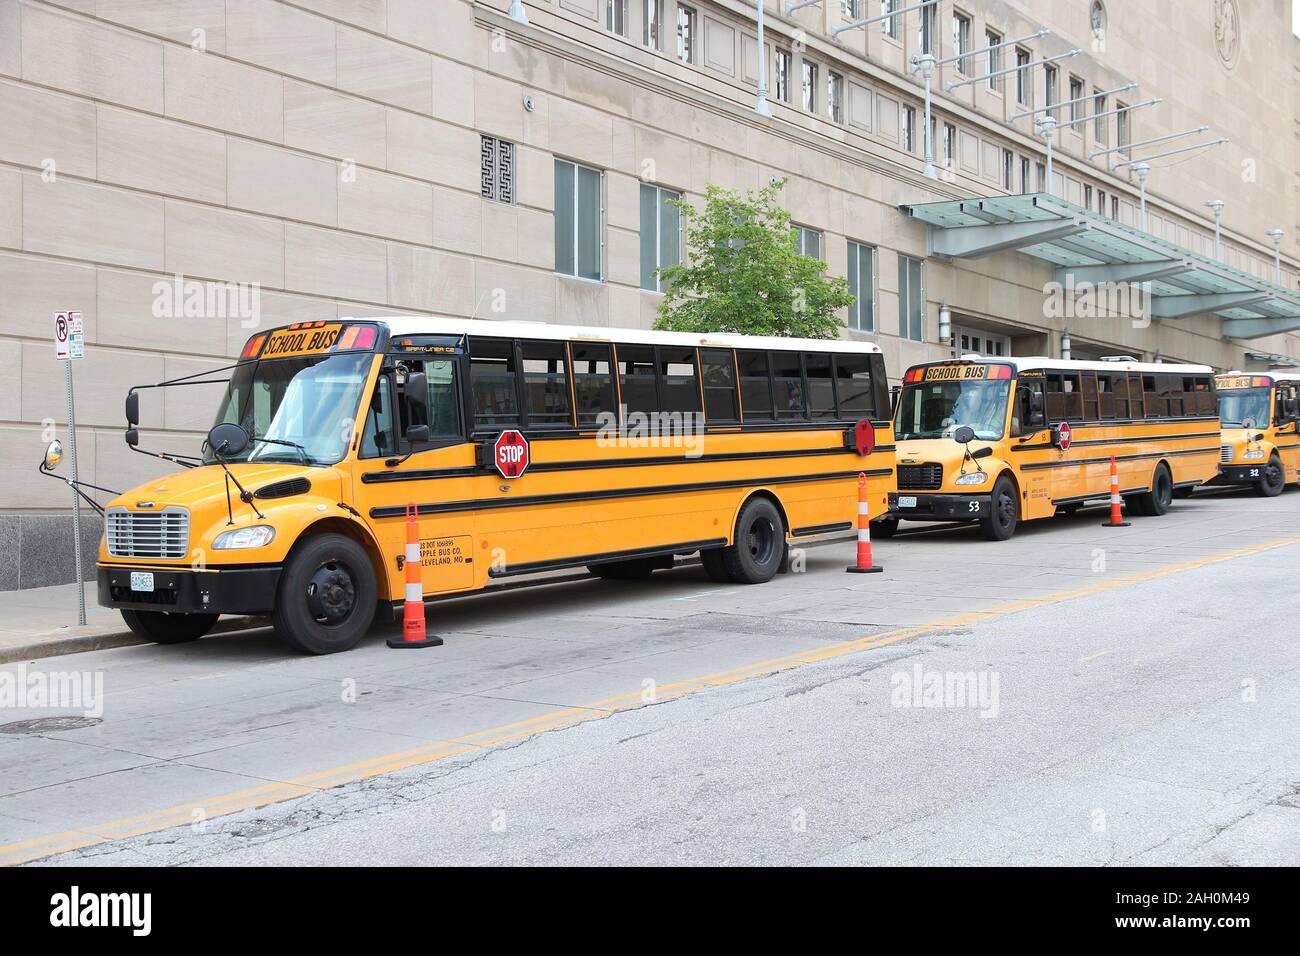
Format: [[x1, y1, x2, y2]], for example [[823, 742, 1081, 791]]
[[978, 475, 1019, 541], [698, 547, 731, 582], [1136, 464, 1174, 516], [1254, 454, 1285, 498], [588, 557, 666, 579], [120, 608, 217, 645], [871, 517, 899, 539], [272, 533, 377, 655], [719, 497, 785, 584]]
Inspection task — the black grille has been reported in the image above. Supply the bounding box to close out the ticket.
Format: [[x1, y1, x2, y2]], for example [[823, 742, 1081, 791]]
[[898, 463, 943, 491], [255, 477, 311, 499]]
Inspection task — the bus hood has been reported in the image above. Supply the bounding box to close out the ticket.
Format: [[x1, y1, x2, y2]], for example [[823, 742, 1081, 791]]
[[895, 438, 993, 467], [106, 462, 342, 513]]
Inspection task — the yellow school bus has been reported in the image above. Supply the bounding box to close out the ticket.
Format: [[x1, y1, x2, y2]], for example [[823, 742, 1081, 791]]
[[882, 357, 1221, 540], [90, 318, 895, 654], [1212, 372, 1300, 496]]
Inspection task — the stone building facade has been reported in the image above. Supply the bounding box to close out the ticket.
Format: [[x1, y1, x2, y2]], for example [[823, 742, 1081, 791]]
[[1, 0, 1297, 587]]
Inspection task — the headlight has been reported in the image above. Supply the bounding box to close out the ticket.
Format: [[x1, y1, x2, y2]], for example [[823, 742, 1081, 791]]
[[954, 471, 989, 486], [212, 526, 276, 550], [1242, 449, 1266, 461]]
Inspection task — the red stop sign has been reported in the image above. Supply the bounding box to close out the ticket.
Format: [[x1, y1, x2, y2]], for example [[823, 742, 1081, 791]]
[[493, 430, 530, 478], [1057, 421, 1072, 451]]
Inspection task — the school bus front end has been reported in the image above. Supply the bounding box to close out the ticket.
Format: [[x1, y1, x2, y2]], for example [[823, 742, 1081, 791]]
[[1213, 373, 1300, 496], [97, 321, 392, 654]]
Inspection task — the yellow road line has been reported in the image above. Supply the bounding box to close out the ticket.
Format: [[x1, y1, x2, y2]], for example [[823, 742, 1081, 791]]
[[3, 532, 1297, 867]]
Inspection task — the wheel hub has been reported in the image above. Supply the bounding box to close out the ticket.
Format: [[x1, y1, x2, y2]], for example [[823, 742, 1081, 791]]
[[306, 561, 356, 624]]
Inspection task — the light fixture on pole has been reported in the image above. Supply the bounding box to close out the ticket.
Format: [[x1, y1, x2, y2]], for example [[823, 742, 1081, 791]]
[[1061, 328, 1072, 361], [1205, 200, 1224, 260], [1130, 162, 1150, 230], [508, 0, 528, 24], [1266, 229, 1285, 284], [754, 0, 772, 116], [1036, 115, 1058, 194], [939, 300, 951, 344], [914, 53, 937, 177]]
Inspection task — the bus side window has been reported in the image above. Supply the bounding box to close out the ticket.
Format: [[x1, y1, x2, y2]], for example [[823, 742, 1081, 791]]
[[1015, 378, 1045, 434], [1096, 373, 1116, 419], [804, 353, 836, 419], [659, 347, 702, 414], [772, 352, 806, 419], [360, 373, 396, 458], [738, 350, 775, 422], [468, 336, 521, 432], [1143, 375, 1163, 418], [571, 342, 615, 426], [618, 344, 658, 416], [699, 349, 739, 423], [424, 359, 461, 438], [833, 353, 876, 418], [520, 339, 571, 427]]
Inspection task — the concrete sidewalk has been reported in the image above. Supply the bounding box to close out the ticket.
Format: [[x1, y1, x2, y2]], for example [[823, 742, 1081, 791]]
[[0, 581, 263, 664]]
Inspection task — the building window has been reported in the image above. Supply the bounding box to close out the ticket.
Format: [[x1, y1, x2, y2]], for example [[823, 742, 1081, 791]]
[[1093, 90, 1108, 143], [676, 4, 696, 62], [903, 105, 916, 152], [480, 135, 515, 204], [1116, 101, 1130, 155], [1043, 64, 1058, 120], [802, 61, 818, 112], [881, 0, 900, 39], [1015, 48, 1031, 105], [639, 183, 681, 292], [952, 12, 971, 74], [985, 29, 1002, 91], [1019, 156, 1030, 193], [643, 0, 662, 51], [841, 0, 860, 17], [942, 122, 956, 167], [1083, 184, 1092, 209], [774, 48, 791, 102], [898, 255, 925, 342], [792, 224, 822, 261], [827, 71, 844, 123], [1068, 76, 1084, 122], [847, 241, 875, 332], [1002, 148, 1013, 190], [554, 159, 603, 281], [1110, 195, 1119, 219], [917, 0, 936, 55], [1036, 161, 1046, 191], [606, 0, 626, 37]]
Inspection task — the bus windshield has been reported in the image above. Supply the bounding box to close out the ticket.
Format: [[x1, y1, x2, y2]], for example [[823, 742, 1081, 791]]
[[896, 379, 1011, 441], [1217, 388, 1271, 428], [207, 352, 374, 465]]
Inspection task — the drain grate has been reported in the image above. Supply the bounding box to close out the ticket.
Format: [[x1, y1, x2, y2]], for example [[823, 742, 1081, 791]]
[[0, 716, 102, 734]]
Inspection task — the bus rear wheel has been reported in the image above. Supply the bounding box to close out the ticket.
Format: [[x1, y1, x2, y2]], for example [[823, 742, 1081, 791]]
[[272, 533, 377, 655], [978, 476, 1019, 541], [698, 547, 732, 582], [719, 497, 785, 584], [120, 609, 217, 645], [1254, 455, 1285, 498], [1135, 464, 1173, 516]]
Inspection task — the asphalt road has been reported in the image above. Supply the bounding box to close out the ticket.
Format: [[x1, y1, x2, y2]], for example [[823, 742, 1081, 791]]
[[3, 487, 1299, 866]]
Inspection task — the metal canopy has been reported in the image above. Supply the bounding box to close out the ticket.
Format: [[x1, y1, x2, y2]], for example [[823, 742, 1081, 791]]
[[899, 193, 1300, 339]]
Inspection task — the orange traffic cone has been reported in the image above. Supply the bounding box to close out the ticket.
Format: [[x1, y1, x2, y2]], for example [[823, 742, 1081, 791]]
[[1101, 456, 1131, 528], [387, 502, 443, 648], [846, 473, 883, 573]]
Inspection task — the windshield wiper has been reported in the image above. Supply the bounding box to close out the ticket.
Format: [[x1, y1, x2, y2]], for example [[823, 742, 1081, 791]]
[[249, 435, 311, 464]]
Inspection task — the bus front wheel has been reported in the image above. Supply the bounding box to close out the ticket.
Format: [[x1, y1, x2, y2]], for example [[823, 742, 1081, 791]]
[[1254, 455, 1285, 498], [978, 476, 1019, 541], [1135, 464, 1173, 516], [120, 609, 217, 645], [720, 497, 785, 584], [272, 533, 377, 655]]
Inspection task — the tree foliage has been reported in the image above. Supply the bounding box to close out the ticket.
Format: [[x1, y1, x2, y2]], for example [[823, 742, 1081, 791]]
[[653, 178, 853, 339]]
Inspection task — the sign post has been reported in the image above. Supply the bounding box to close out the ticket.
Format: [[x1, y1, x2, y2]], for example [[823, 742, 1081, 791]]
[[54, 311, 86, 626]]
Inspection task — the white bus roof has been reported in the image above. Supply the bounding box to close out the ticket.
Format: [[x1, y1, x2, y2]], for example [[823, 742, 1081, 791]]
[[1218, 370, 1300, 383], [359, 315, 883, 355], [923, 355, 1214, 375]]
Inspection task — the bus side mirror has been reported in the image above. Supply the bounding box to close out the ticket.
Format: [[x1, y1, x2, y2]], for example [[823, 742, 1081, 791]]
[[125, 390, 140, 426], [953, 425, 976, 445], [403, 371, 428, 443], [125, 427, 139, 447]]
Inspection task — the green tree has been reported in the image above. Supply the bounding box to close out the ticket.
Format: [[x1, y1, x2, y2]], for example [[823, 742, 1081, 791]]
[[653, 178, 854, 339]]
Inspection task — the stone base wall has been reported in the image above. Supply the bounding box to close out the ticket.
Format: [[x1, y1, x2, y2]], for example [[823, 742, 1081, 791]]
[[0, 512, 101, 591]]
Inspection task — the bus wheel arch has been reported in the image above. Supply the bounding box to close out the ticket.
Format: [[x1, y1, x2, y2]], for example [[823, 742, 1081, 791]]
[[979, 471, 1020, 541], [272, 520, 384, 654], [707, 491, 787, 585], [298, 517, 391, 599]]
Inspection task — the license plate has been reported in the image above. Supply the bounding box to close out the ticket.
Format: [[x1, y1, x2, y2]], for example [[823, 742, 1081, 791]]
[[898, 496, 918, 509], [129, 571, 155, 593]]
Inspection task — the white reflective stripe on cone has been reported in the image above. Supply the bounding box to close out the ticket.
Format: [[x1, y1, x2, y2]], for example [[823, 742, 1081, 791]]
[[405, 583, 423, 602], [858, 530, 871, 541], [858, 502, 870, 515]]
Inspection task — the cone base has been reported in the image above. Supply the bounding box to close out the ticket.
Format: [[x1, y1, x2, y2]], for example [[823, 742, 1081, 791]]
[[845, 565, 884, 573], [1101, 521, 1131, 528], [387, 635, 444, 648]]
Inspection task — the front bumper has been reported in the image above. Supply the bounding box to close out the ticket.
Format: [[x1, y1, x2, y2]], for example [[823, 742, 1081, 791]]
[[98, 564, 281, 615], [888, 491, 992, 522], [1213, 465, 1268, 485]]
